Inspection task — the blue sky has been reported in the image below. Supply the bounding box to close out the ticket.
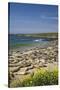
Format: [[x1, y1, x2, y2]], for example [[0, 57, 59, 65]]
[[9, 3, 58, 34]]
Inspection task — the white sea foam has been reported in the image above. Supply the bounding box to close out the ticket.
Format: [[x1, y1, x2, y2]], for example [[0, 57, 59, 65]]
[[34, 39, 42, 42]]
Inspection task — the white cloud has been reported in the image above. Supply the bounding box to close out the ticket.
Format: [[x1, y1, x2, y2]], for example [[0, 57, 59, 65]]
[[40, 15, 58, 20]]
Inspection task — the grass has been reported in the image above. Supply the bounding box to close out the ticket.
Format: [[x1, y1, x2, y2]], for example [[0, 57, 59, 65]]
[[16, 32, 58, 38], [9, 68, 58, 87]]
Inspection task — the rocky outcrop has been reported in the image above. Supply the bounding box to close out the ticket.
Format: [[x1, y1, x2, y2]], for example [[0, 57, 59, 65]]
[[8, 40, 58, 82]]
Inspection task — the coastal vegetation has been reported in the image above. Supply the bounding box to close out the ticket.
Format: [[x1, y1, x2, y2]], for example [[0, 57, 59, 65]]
[[10, 68, 58, 87], [16, 32, 58, 39]]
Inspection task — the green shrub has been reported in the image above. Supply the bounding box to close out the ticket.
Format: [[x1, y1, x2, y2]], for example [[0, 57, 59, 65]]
[[10, 68, 58, 87], [33, 68, 58, 86]]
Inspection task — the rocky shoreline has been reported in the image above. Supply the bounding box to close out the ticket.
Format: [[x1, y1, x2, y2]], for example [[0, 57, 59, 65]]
[[8, 40, 58, 84]]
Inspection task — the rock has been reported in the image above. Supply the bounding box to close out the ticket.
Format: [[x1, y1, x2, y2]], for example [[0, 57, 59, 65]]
[[47, 47, 52, 50], [33, 64, 39, 68], [27, 65, 34, 70], [43, 64, 47, 67], [8, 40, 58, 82], [42, 49, 46, 51], [35, 59, 40, 64], [44, 51, 48, 55], [9, 56, 14, 59], [11, 60, 19, 64], [8, 72, 14, 80], [38, 63, 43, 67], [30, 55, 37, 60], [9, 62, 21, 67], [27, 70, 34, 75], [54, 57, 58, 62], [12, 52, 16, 55], [16, 56, 22, 58], [8, 59, 14, 63], [16, 51, 20, 53], [40, 59, 45, 63], [22, 60, 31, 67], [48, 59, 53, 63], [9, 66, 20, 72], [15, 67, 28, 75]]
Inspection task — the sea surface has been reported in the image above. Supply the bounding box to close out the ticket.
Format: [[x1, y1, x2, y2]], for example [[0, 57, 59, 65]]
[[8, 34, 50, 50]]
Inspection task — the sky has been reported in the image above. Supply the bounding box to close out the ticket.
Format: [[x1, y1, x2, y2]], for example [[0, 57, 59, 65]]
[[8, 3, 58, 34]]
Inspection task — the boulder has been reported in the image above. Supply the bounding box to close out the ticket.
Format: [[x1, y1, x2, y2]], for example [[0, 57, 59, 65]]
[[15, 67, 28, 75], [47, 47, 52, 50], [27, 65, 34, 70], [40, 59, 45, 63], [9, 66, 20, 72]]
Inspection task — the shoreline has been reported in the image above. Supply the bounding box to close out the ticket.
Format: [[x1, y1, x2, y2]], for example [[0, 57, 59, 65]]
[[8, 40, 58, 87], [9, 40, 53, 54]]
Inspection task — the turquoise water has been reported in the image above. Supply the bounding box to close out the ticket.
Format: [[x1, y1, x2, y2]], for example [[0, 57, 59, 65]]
[[8, 34, 49, 49]]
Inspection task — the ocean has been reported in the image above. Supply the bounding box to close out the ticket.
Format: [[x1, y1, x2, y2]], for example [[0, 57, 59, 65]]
[[8, 34, 50, 49]]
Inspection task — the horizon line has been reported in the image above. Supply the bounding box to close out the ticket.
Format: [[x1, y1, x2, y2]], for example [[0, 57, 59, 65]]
[[8, 32, 58, 34]]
